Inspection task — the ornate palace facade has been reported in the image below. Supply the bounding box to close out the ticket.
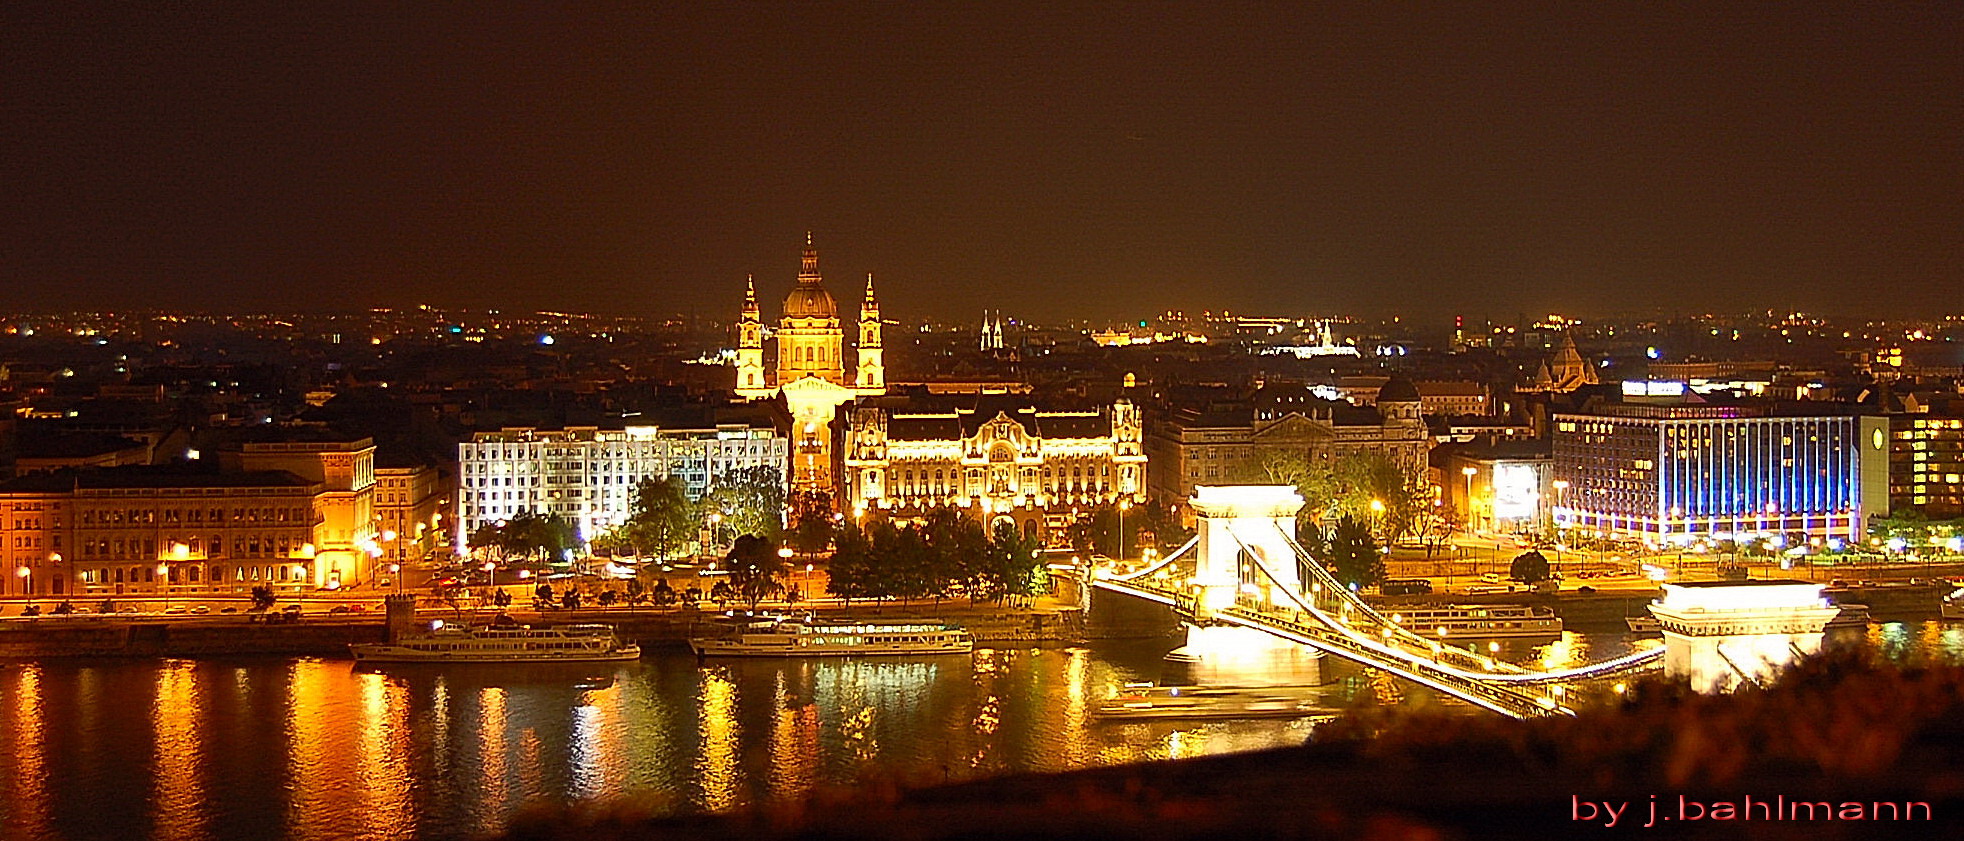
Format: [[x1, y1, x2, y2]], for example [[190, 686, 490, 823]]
[[843, 393, 1145, 544]]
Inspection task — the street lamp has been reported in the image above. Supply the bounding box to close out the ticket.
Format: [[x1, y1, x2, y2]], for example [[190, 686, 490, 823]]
[[15, 565, 29, 597], [388, 563, 402, 594], [157, 563, 170, 613], [1369, 498, 1386, 540]]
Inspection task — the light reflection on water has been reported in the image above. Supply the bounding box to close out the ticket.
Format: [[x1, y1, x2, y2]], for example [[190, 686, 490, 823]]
[[1, 626, 1957, 840]]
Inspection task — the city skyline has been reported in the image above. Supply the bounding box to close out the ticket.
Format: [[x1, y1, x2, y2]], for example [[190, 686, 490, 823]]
[[4, 4, 1959, 321]]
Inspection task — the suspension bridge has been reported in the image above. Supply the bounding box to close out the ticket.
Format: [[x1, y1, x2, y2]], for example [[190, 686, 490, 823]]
[[1079, 485, 1667, 719]]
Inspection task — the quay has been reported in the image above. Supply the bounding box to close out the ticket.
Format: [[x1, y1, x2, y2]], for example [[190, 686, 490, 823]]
[[0, 601, 1086, 659]]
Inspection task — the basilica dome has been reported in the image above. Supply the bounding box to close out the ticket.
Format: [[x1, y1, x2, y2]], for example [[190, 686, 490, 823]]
[[783, 283, 838, 319]]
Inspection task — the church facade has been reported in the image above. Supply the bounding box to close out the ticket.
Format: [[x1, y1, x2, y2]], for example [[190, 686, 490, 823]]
[[732, 236, 885, 495]]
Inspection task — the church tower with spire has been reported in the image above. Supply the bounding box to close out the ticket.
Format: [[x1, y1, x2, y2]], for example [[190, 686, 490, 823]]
[[856, 272, 884, 390], [774, 233, 847, 388], [734, 275, 768, 398]]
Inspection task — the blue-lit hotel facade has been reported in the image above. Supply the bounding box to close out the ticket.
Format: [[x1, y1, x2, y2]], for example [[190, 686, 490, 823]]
[[1552, 403, 1888, 545]]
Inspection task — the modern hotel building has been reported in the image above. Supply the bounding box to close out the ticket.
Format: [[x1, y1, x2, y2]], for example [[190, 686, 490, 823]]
[[1551, 398, 1887, 545]]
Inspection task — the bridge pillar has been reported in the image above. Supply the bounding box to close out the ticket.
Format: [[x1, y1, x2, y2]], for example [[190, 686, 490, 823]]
[[1647, 580, 1840, 693], [1190, 485, 1305, 617]]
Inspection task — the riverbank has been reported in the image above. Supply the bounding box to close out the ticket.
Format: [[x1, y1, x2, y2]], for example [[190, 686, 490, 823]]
[[0, 600, 1087, 658]]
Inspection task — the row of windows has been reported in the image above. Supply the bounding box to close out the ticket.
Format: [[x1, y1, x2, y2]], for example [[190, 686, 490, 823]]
[[76, 534, 308, 560], [79, 564, 304, 584], [78, 507, 309, 526]]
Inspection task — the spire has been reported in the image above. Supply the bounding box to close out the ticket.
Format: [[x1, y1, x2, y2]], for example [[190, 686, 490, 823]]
[[800, 233, 820, 282], [864, 272, 877, 302], [742, 274, 758, 316]]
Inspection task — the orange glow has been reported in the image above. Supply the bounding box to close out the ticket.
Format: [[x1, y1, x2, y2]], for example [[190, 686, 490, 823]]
[[153, 660, 208, 841]]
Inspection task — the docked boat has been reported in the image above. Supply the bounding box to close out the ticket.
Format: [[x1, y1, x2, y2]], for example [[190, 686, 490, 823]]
[[1382, 605, 1562, 638], [1943, 588, 1964, 620], [350, 622, 641, 663], [689, 618, 973, 657], [1092, 684, 1337, 721]]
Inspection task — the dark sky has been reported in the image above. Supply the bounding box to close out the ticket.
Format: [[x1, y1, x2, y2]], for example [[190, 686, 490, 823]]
[[3, 3, 1958, 323]]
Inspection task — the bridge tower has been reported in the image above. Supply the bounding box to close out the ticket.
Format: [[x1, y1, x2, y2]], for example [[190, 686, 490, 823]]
[[1172, 485, 1319, 682], [1647, 580, 1841, 693], [1190, 485, 1305, 617]]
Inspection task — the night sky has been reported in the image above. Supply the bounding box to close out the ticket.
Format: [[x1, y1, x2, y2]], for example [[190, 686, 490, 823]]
[[3, 3, 1958, 322]]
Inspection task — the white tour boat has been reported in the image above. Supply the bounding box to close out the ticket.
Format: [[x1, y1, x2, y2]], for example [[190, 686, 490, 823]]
[[350, 622, 641, 663], [689, 618, 974, 657], [1384, 604, 1562, 638], [1092, 684, 1337, 721]]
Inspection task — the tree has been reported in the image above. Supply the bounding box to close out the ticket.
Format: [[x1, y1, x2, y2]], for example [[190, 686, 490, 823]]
[[1068, 503, 1147, 558], [1246, 447, 1339, 524], [614, 476, 697, 560], [1325, 514, 1385, 590], [789, 493, 837, 559], [1509, 551, 1552, 584], [702, 466, 787, 542], [473, 509, 581, 566], [1137, 502, 1196, 554], [725, 534, 788, 611], [1333, 451, 1430, 543], [827, 521, 878, 604], [976, 519, 1045, 605], [250, 585, 277, 611]]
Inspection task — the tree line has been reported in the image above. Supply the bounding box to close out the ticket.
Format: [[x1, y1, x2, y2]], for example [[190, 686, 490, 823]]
[[827, 508, 1046, 605]]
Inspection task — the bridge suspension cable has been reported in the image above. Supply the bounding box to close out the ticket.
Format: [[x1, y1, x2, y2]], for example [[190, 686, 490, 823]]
[[1106, 535, 1198, 582], [1255, 523, 1663, 683]]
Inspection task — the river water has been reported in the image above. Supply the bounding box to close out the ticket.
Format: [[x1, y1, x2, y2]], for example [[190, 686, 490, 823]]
[[2, 624, 1961, 841]]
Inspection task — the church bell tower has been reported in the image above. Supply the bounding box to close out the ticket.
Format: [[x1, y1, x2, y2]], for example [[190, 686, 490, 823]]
[[857, 272, 884, 390]]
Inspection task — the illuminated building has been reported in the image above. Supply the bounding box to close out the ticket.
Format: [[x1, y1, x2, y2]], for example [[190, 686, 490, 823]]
[[222, 434, 377, 589], [1444, 442, 1552, 533], [1145, 379, 1430, 500], [732, 235, 886, 496], [0, 467, 322, 597], [842, 394, 1144, 543], [456, 424, 786, 551], [1521, 332, 1599, 393], [1339, 377, 1489, 417], [1871, 387, 1964, 517], [374, 462, 446, 564], [1551, 400, 1887, 544]]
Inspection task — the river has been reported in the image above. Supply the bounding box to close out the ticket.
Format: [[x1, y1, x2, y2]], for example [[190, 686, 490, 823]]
[[1, 624, 1960, 841]]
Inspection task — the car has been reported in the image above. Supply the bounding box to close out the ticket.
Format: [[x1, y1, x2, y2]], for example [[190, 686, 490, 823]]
[[328, 605, 351, 614], [118, 607, 139, 614], [164, 606, 188, 615], [190, 605, 211, 615], [220, 606, 239, 614]]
